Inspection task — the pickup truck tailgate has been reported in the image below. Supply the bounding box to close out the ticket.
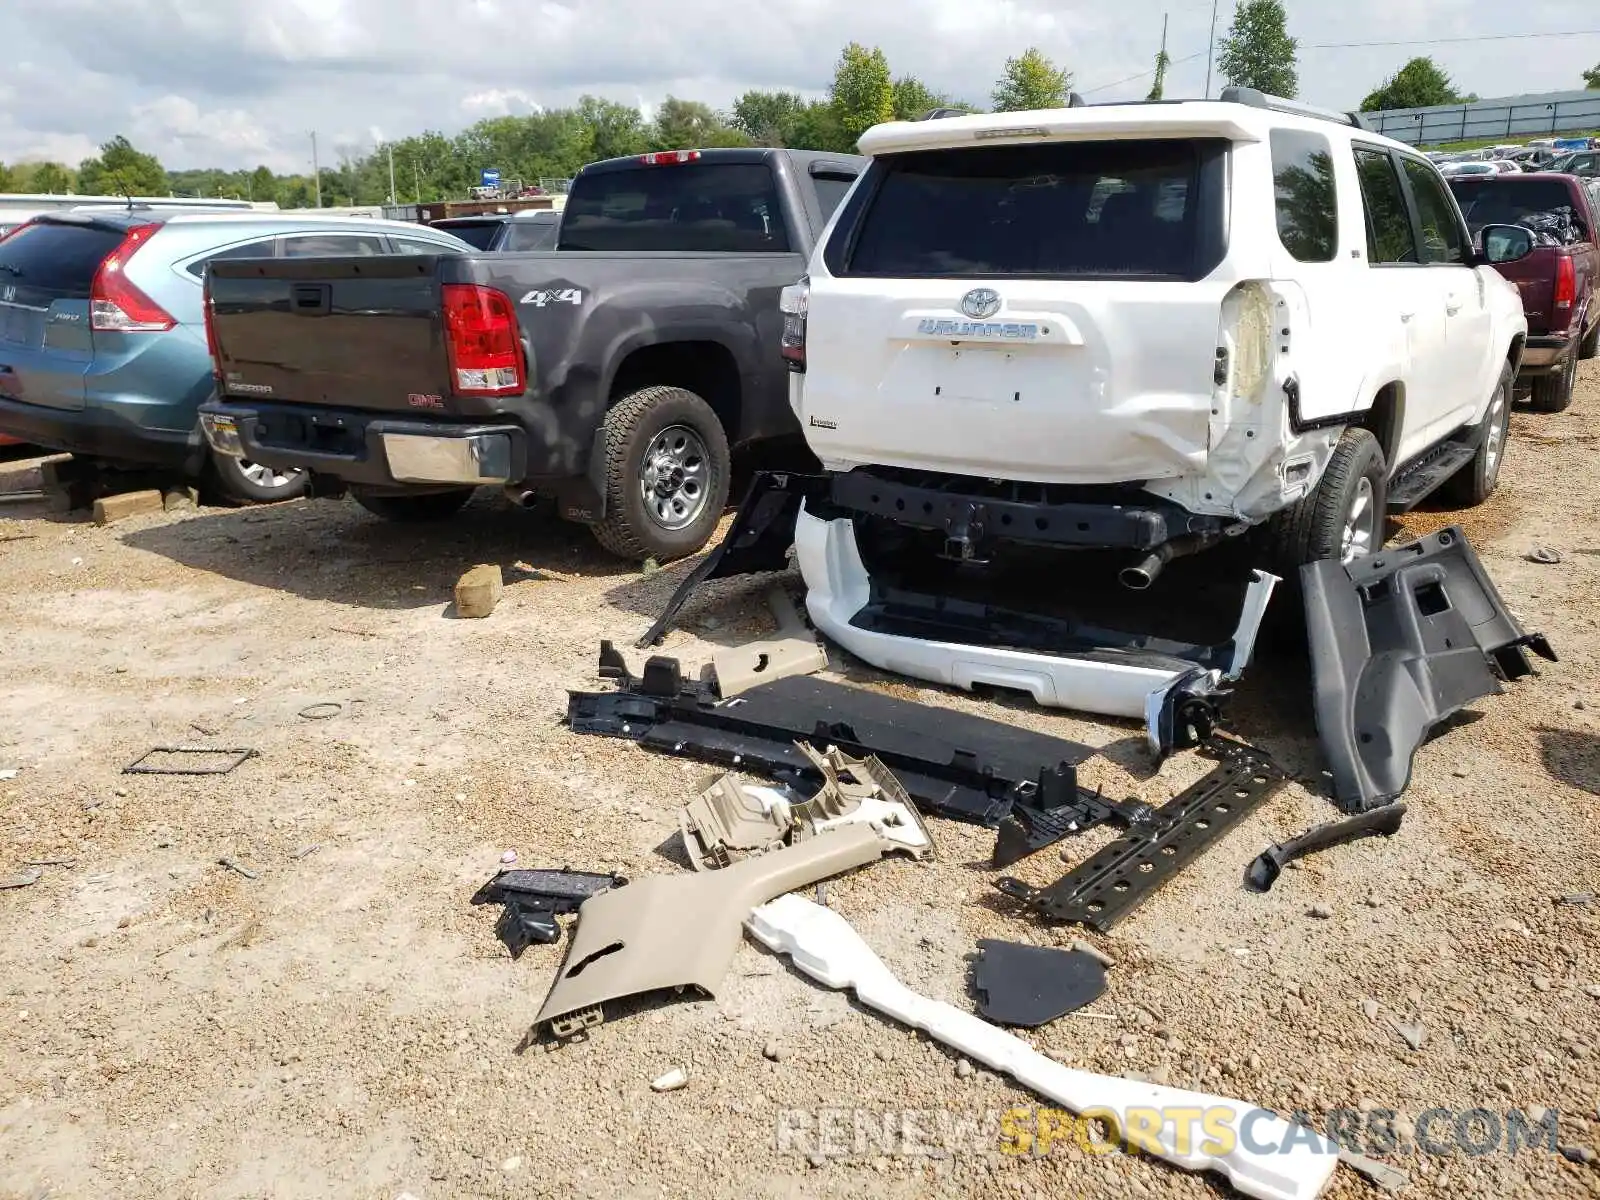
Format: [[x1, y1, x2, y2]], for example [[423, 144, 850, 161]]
[[208, 256, 454, 411]]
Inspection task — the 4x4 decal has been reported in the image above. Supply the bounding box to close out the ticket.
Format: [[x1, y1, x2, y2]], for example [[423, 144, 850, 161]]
[[520, 287, 583, 308]]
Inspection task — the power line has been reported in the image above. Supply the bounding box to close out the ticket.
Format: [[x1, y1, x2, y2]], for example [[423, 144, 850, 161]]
[[1308, 29, 1600, 49], [1081, 50, 1208, 96]]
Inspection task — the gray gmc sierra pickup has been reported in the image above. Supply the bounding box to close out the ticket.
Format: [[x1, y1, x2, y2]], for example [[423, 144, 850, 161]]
[[200, 147, 863, 560]]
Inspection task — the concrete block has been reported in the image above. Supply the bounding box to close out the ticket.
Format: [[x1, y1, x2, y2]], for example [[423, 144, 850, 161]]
[[454, 564, 503, 618], [163, 487, 200, 512], [93, 490, 165, 526]]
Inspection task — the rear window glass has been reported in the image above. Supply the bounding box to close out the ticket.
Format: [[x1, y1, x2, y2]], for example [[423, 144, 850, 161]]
[[1271, 130, 1338, 263], [811, 174, 857, 221], [840, 140, 1208, 278], [431, 221, 503, 250], [497, 219, 559, 252], [559, 164, 791, 253], [0, 221, 124, 297], [1449, 179, 1588, 235]]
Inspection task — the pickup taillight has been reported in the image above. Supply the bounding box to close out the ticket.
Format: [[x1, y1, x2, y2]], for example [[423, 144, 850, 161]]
[[779, 277, 808, 373], [442, 283, 524, 396], [1555, 255, 1576, 309]]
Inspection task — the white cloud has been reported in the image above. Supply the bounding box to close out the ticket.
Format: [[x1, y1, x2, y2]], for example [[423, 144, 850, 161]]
[[2, 0, 1599, 170]]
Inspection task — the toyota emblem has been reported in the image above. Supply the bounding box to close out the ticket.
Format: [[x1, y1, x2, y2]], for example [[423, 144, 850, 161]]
[[959, 288, 1001, 319]]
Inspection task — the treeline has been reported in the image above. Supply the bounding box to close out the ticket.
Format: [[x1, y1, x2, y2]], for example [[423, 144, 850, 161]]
[[0, 42, 1072, 207]]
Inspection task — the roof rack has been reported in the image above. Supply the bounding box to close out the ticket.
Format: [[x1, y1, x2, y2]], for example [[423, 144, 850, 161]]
[[1219, 86, 1375, 132]]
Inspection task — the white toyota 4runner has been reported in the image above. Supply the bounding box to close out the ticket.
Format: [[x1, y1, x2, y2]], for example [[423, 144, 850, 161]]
[[777, 89, 1532, 733]]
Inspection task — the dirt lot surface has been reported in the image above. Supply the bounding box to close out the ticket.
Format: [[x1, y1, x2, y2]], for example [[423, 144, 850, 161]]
[[2, 375, 1599, 1200]]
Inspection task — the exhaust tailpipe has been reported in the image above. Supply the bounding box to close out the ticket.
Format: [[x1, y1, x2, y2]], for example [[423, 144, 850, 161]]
[[504, 486, 540, 509], [1119, 532, 1221, 591]]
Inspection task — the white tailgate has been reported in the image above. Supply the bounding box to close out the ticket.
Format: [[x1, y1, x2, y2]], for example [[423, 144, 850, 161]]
[[799, 276, 1232, 485]]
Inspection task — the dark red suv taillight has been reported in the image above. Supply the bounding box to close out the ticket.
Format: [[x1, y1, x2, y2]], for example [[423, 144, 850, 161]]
[[441, 284, 524, 396], [1555, 255, 1576, 310]]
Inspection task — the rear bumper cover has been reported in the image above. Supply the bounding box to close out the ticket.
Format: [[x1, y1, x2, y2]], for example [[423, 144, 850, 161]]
[[200, 401, 523, 490], [1519, 333, 1573, 372], [794, 505, 1279, 754], [0, 396, 203, 470]]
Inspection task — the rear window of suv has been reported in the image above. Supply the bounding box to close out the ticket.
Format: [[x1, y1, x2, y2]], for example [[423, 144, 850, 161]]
[[558, 163, 791, 253], [1448, 178, 1587, 234], [0, 220, 125, 298], [832, 139, 1224, 279]]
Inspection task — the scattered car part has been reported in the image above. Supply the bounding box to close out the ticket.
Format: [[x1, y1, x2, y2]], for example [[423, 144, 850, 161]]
[[570, 647, 1118, 842], [709, 587, 828, 698], [471, 868, 627, 955], [1527, 545, 1564, 565], [0, 869, 42, 890], [793, 505, 1280, 755], [1244, 804, 1407, 893], [788, 743, 936, 859], [535, 823, 892, 1039], [996, 739, 1286, 932], [680, 775, 795, 871], [747, 894, 1339, 1200], [638, 472, 824, 647], [217, 857, 259, 881], [991, 772, 1154, 869], [970, 940, 1107, 1027], [1337, 1149, 1409, 1193], [650, 1067, 689, 1092], [1303, 526, 1556, 812], [297, 702, 343, 721], [123, 746, 258, 776]]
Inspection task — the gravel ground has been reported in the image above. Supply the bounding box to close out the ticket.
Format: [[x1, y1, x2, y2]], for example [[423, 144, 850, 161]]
[[1, 370, 1598, 1200]]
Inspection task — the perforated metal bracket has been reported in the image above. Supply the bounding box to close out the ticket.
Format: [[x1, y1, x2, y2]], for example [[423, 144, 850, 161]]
[[995, 739, 1287, 932]]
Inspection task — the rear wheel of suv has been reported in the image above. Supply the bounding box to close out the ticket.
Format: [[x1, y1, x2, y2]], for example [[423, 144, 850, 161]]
[[1266, 427, 1388, 573], [1580, 319, 1599, 361], [351, 488, 475, 522], [1439, 362, 1512, 508], [1529, 341, 1577, 413], [210, 451, 309, 505], [590, 386, 731, 562]]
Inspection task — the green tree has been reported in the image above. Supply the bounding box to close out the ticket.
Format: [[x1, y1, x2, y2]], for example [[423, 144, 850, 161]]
[[1360, 57, 1466, 111], [891, 76, 946, 121], [652, 97, 723, 149], [23, 162, 76, 194], [1217, 0, 1299, 98], [77, 135, 168, 196], [991, 47, 1072, 111], [730, 90, 808, 145], [830, 43, 895, 143], [249, 165, 277, 202], [1585, 63, 1600, 90], [0, 162, 13, 193], [576, 96, 649, 162]]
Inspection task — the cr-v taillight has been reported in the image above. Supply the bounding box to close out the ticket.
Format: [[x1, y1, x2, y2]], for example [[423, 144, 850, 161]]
[[779, 277, 808, 373], [441, 283, 524, 396], [90, 223, 175, 332], [1555, 255, 1577, 309]]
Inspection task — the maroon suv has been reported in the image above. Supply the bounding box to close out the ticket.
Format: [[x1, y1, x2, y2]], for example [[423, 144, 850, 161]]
[[1450, 172, 1600, 412]]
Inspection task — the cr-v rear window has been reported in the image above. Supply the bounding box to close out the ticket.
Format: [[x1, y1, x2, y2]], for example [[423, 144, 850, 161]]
[[831, 138, 1226, 280], [0, 220, 126, 298]]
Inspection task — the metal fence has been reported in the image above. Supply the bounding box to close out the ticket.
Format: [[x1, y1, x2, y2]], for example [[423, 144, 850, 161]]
[[1365, 89, 1600, 147]]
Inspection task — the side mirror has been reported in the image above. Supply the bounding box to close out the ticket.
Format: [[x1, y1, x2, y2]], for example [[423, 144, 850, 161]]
[[1481, 223, 1534, 265]]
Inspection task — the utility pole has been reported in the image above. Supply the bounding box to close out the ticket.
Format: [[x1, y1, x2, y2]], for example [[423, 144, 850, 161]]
[[1204, 0, 1220, 99], [1151, 13, 1169, 101], [311, 131, 322, 207], [387, 144, 397, 205]]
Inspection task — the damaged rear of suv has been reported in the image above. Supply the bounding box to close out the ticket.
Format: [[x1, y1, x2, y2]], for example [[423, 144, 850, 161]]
[[776, 90, 1530, 733]]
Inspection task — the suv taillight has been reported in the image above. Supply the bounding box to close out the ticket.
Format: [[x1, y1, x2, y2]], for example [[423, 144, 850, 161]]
[[442, 283, 524, 396], [90, 223, 175, 332], [202, 278, 221, 384], [779, 277, 808, 373], [1555, 255, 1577, 308]]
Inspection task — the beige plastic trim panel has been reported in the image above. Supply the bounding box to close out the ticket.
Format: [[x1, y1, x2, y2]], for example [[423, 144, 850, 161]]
[[710, 588, 828, 697], [535, 823, 887, 1038]]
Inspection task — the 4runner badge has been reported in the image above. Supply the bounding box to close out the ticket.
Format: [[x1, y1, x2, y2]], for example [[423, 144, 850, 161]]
[[960, 288, 1002, 319]]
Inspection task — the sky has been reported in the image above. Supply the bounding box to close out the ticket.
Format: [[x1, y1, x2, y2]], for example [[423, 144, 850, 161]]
[[3, 0, 1600, 175]]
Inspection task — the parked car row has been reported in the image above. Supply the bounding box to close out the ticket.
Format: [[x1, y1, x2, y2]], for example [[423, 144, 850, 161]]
[[0, 92, 1582, 570]]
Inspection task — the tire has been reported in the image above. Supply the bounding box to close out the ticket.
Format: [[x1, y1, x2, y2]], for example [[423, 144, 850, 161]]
[[590, 385, 731, 562], [1529, 341, 1577, 413], [1265, 427, 1388, 572], [351, 488, 475, 522], [1580, 318, 1599, 361], [1438, 362, 1512, 508], [210, 451, 309, 504]]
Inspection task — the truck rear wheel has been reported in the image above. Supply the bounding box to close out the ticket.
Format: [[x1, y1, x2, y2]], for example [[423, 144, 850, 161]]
[[351, 488, 475, 522], [1529, 341, 1577, 413], [1265, 427, 1388, 573], [590, 386, 731, 562]]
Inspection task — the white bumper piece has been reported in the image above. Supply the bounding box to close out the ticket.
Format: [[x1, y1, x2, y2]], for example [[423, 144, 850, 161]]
[[794, 505, 1279, 751], [748, 895, 1339, 1200]]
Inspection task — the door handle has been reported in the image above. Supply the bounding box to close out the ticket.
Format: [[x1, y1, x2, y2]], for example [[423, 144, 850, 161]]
[[1445, 296, 1463, 315], [1399, 311, 1414, 322]]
